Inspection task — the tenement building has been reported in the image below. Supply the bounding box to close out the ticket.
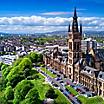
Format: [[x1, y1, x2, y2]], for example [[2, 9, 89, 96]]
[[43, 8, 104, 97]]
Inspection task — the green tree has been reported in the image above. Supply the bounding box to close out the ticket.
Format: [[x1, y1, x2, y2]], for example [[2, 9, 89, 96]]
[[9, 72, 25, 88], [0, 95, 7, 104], [24, 68, 31, 78], [45, 88, 58, 99], [20, 88, 41, 104], [28, 52, 38, 63], [13, 80, 33, 104], [37, 54, 43, 62], [4, 86, 14, 100], [18, 58, 32, 70], [2, 66, 12, 79], [0, 62, 4, 71], [7, 58, 32, 84], [13, 58, 22, 67], [1, 64, 9, 71]]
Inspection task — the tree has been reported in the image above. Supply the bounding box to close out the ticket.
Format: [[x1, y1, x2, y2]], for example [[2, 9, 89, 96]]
[[29, 52, 38, 63], [9, 72, 25, 88], [45, 88, 58, 99], [13, 58, 22, 67], [0, 95, 7, 104], [0, 62, 4, 71], [1, 64, 9, 71], [4, 86, 14, 100], [24, 68, 31, 78], [13, 80, 33, 104], [20, 88, 41, 104], [7, 58, 32, 85], [2, 66, 12, 79], [37, 54, 43, 62], [18, 58, 32, 70]]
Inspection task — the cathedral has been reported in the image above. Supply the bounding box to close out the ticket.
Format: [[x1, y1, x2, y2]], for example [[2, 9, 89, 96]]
[[43, 8, 104, 97]]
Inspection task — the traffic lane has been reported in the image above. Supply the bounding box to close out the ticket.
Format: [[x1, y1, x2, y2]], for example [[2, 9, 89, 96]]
[[46, 67, 86, 94], [36, 68, 80, 104]]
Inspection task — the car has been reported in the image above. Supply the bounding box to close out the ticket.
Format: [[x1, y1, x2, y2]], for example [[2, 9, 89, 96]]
[[70, 93, 74, 97], [60, 89, 64, 92], [82, 86, 89, 91], [60, 80, 64, 83], [57, 74, 61, 77], [53, 71, 56, 74], [70, 85, 75, 88], [76, 88, 81, 92], [56, 77, 62, 81], [53, 84, 60, 89], [92, 92, 96, 97]]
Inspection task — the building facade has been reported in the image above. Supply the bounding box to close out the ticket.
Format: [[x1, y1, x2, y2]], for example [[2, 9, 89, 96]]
[[43, 8, 104, 97]]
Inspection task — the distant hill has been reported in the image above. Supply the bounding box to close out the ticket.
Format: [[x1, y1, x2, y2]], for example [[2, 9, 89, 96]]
[[0, 31, 104, 37]]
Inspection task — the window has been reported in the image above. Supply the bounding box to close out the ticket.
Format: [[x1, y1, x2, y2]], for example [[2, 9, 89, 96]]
[[69, 59, 72, 64], [77, 43, 80, 51], [74, 53, 76, 58], [69, 68, 71, 73], [74, 42, 80, 51], [69, 52, 72, 58], [69, 42, 72, 50], [76, 53, 80, 58], [74, 42, 76, 50]]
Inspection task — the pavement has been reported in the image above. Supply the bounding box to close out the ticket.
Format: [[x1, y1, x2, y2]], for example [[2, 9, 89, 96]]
[[36, 66, 81, 104]]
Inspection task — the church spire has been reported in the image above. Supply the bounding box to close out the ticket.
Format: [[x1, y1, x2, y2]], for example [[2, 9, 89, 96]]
[[68, 24, 70, 32], [72, 7, 79, 32], [74, 7, 77, 18], [80, 23, 82, 35]]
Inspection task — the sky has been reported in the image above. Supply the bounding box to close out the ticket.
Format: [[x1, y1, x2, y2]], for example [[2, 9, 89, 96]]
[[0, 0, 104, 33]]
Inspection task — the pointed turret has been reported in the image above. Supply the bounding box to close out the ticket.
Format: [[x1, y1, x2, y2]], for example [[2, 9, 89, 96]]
[[68, 24, 70, 32], [72, 7, 79, 32], [80, 23, 82, 35], [74, 7, 77, 18]]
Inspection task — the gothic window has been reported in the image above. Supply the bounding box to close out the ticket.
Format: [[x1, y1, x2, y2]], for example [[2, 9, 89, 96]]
[[74, 53, 76, 58], [69, 68, 71, 73], [69, 52, 72, 58], [69, 42, 72, 50], [69, 59, 72, 64], [74, 42, 76, 50], [77, 53, 79, 58], [77, 43, 79, 51]]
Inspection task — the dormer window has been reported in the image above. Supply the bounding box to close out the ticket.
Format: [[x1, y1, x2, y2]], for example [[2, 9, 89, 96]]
[[99, 74, 102, 78], [87, 70, 90, 73], [84, 68, 86, 71]]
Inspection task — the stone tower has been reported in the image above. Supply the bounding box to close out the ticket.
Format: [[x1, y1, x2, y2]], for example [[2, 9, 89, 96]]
[[68, 7, 82, 81]]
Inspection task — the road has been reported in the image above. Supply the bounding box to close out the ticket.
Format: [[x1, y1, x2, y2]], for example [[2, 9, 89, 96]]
[[35, 67, 81, 104], [47, 67, 86, 93]]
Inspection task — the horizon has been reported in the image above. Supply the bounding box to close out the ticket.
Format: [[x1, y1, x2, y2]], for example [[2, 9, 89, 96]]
[[0, 0, 103, 33]]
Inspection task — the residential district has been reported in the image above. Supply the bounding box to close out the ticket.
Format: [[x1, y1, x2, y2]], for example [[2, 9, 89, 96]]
[[0, 8, 104, 104]]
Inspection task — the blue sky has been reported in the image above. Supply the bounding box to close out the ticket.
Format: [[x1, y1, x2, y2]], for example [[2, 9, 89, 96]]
[[0, 0, 103, 33], [0, 0, 103, 17]]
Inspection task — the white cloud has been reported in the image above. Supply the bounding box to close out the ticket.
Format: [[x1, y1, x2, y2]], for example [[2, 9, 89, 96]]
[[41, 12, 72, 16], [0, 15, 103, 33]]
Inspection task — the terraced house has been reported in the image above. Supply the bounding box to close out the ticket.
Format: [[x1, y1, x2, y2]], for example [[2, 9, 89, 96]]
[[43, 8, 104, 97]]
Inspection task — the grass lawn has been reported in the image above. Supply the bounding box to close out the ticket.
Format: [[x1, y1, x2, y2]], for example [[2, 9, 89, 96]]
[[66, 85, 79, 96], [55, 89, 71, 104], [31, 80, 51, 100], [78, 95, 104, 104], [41, 67, 57, 78], [31, 72, 71, 104]]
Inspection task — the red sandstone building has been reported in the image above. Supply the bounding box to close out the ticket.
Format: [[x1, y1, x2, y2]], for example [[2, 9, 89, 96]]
[[43, 8, 104, 97]]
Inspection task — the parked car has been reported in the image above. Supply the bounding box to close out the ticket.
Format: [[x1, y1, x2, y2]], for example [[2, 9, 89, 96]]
[[53, 83, 60, 90]]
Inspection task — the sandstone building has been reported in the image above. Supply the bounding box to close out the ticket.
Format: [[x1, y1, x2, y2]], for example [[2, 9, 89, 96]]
[[43, 8, 104, 97]]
